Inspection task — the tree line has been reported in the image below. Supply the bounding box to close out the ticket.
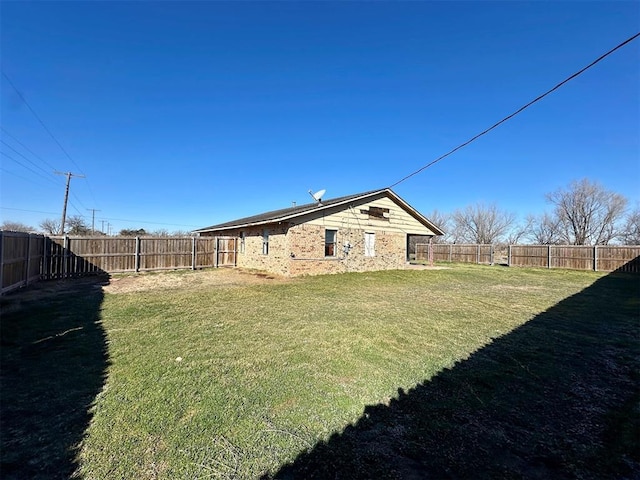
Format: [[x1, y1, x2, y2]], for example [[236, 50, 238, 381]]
[[1, 215, 191, 237], [2, 178, 639, 245], [427, 178, 638, 245]]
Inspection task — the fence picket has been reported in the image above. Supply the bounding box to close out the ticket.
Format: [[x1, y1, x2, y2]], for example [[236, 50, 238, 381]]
[[0, 234, 229, 294], [3, 235, 639, 295], [415, 243, 640, 273]]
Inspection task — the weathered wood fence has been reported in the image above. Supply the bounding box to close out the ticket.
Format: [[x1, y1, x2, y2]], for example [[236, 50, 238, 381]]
[[416, 243, 640, 273], [0, 232, 45, 295], [3, 233, 638, 294], [416, 244, 494, 265], [508, 245, 640, 273], [0, 233, 237, 295]]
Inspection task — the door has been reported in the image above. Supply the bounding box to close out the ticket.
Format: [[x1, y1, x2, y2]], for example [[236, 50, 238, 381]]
[[216, 237, 237, 267]]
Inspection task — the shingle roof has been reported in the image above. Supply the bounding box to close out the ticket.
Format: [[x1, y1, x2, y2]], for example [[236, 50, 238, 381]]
[[194, 188, 444, 235]]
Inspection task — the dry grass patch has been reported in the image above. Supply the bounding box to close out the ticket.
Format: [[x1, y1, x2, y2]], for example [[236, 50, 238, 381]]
[[103, 268, 290, 294]]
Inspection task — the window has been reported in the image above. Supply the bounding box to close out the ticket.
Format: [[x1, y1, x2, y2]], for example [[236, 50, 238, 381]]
[[262, 229, 269, 255], [360, 206, 390, 221], [325, 229, 337, 257], [239, 231, 245, 253], [364, 232, 375, 257]]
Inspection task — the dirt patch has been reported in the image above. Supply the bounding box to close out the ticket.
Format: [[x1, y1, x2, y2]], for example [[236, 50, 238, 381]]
[[102, 268, 289, 294], [405, 263, 450, 270], [0, 269, 289, 304]]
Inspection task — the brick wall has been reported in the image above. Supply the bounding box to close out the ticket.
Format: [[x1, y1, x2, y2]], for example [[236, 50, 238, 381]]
[[239, 224, 289, 275], [202, 223, 408, 276], [287, 223, 407, 276]]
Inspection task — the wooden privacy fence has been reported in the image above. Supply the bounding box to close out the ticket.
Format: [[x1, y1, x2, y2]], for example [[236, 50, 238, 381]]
[[0, 234, 237, 294], [416, 243, 494, 265], [0, 231, 45, 295], [508, 245, 640, 273], [415, 243, 640, 273]]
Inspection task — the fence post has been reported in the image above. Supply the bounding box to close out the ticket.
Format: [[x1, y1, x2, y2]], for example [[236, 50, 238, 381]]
[[548, 245, 551, 269], [24, 234, 31, 287], [0, 232, 4, 293], [449, 243, 452, 263], [508, 245, 512, 266], [215, 237, 220, 268], [135, 237, 141, 272], [429, 238, 433, 267], [42, 236, 48, 280], [477, 244, 480, 264], [63, 235, 69, 278], [192, 237, 197, 270], [490, 245, 494, 265], [594, 245, 598, 272]]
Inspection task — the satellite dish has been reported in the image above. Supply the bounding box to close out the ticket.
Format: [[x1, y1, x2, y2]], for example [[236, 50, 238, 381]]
[[308, 189, 326, 203]]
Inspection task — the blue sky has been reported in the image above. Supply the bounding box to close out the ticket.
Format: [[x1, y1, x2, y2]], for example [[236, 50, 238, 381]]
[[1, 1, 638, 234]]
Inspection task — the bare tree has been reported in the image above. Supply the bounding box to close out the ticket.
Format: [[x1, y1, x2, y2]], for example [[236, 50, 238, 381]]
[[546, 178, 627, 245], [39, 218, 61, 235], [119, 228, 147, 236], [1, 220, 35, 232], [65, 215, 91, 235], [525, 213, 563, 244], [451, 203, 516, 244], [424, 209, 450, 243], [171, 230, 193, 237], [619, 207, 640, 245], [504, 217, 535, 245]]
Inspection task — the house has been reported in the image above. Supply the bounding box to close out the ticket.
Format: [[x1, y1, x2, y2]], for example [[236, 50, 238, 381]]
[[194, 188, 444, 276]]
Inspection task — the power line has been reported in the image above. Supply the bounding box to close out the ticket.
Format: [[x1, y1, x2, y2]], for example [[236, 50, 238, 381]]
[[1, 126, 59, 172], [389, 31, 640, 188], [2, 72, 86, 175], [99, 217, 201, 228], [0, 207, 60, 215], [1, 71, 100, 207], [0, 206, 200, 228], [66, 199, 86, 217], [70, 190, 88, 210], [1, 139, 58, 179], [0, 167, 57, 190], [0, 151, 60, 186]]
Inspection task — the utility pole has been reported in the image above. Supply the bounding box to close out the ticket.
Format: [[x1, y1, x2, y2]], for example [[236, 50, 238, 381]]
[[87, 208, 101, 235], [55, 171, 85, 234]]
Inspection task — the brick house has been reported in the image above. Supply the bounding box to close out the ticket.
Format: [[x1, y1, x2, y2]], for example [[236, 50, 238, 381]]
[[194, 188, 444, 276]]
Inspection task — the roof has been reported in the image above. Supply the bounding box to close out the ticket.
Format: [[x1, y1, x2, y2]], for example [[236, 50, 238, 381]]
[[194, 188, 445, 235]]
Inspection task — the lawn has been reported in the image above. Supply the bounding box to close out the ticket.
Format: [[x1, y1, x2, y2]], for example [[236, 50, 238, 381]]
[[1, 265, 638, 479]]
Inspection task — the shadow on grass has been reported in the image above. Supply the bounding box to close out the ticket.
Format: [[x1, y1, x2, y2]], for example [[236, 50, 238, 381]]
[[0, 276, 109, 479], [268, 271, 640, 479]]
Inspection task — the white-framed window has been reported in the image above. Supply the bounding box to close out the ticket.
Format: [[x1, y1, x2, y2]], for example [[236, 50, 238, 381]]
[[325, 229, 337, 257], [364, 232, 375, 257], [262, 229, 269, 255]]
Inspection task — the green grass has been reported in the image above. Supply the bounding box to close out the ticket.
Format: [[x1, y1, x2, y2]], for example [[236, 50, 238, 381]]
[[2, 265, 638, 479]]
